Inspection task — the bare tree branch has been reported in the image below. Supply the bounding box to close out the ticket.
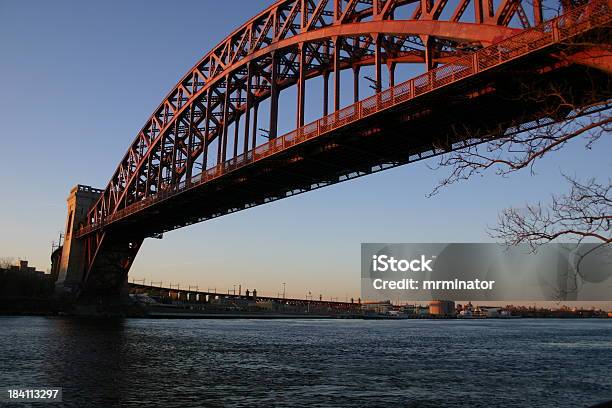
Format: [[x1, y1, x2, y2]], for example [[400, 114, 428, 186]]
[[0, 257, 15, 269], [427, 33, 611, 255], [428, 95, 611, 197], [489, 175, 611, 249]]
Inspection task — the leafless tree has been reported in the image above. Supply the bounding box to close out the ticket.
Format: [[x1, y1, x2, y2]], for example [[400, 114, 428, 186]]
[[427, 68, 611, 299], [429, 42, 611, 249], [490, 175, 611, 247], [430, 109, 610, 193], [0, 257, 15, 269]]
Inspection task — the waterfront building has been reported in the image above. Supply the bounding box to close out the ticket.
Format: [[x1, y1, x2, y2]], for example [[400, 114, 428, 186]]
[[0, 260, 54, 298], [429, 300, 456, 317], [362, 300, 393, 315]]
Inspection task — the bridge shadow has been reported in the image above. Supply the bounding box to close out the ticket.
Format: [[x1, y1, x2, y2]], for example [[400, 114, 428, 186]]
[[43, 318, 230, 407], [45, 318, 130, 406]]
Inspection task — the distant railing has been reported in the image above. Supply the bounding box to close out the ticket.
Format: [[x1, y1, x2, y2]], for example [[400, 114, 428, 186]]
[[76, 0, 611, 238]]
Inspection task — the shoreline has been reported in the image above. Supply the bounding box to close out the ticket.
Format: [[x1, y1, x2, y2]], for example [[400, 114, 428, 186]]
[[1, 311, 610, 320]]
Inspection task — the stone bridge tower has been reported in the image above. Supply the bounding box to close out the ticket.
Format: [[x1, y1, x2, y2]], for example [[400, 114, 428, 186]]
[[55, 185, 102, 297]]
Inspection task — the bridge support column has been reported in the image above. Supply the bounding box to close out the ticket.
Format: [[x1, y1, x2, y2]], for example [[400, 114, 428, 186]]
[[388, 62, 396, 87], [204, 87, 212, 166], [333, 37, 341, 112], [422, 35, 436, 71], [55, 185, 102, 298], [353, 66, 360, 103], [374, 34, 382, 92], [323, 71, 330, 116], [269, 51, 279, 139], [243, 62, 253, 154], [233, 87, 241, 158], [533, 0, 543, 24], [221, 74, 231, 162], [251, 101, 259, 149], [474, 0, 484, 23], [297, 44, 306, 128]]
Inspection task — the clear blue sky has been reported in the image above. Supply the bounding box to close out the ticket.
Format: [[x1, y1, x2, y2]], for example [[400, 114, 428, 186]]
[[1, 0, 610, 300]]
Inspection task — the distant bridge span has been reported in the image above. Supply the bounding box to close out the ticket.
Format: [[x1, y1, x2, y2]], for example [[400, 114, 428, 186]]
[[54, 0, 612, 299]]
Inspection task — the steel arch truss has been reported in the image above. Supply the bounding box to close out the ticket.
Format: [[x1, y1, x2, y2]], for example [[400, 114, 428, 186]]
[[84, 0, 545, 230], [71, 0, 600, 296]]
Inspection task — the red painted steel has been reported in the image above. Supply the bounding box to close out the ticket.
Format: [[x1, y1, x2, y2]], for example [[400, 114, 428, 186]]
[[84, 0, 544, 230], [70, 0, 611, 296], [77, 0, 611, 238]]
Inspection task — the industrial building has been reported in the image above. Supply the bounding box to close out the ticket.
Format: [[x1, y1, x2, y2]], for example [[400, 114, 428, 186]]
[[429, 300, 456, 317]]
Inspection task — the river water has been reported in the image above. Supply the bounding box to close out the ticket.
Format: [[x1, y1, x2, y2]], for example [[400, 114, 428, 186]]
[[0, 317, 610, 407]]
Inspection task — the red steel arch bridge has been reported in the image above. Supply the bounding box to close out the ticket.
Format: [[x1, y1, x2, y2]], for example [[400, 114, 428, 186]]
[[54, 0, 612, 300]]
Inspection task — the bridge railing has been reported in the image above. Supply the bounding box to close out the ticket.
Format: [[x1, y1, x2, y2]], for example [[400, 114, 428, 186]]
[[76, 0, 610, 237]]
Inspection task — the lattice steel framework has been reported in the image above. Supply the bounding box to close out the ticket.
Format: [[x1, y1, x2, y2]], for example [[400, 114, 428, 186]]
[[69, 0, 610, 296], [84, 0, 547, 228]]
